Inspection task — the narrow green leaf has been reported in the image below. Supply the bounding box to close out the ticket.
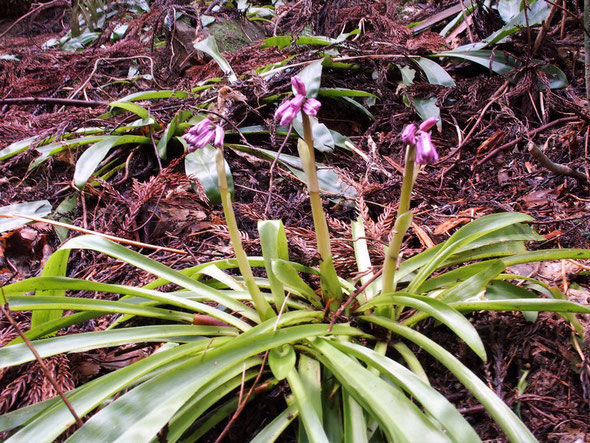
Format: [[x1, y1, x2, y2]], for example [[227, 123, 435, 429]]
[[250, 404, 298, 443], [358, 292, 487, 361], [342, 389, 368, 443], [30, 248, 70, 329], [450, 299, 590, 314], [0, 136, 39, 161], [73, 135, 151, 189], [117, 90, 189, 102], [0, 200, 52, 233], [272, 259, 323, 307], [333, 340, 481, 443], [361, 316, 536, 443], [9, 295, 194, 325], [407, 213, 532, 293], [310, 338, 450, 442], [258, 220, 289, 309], [157, 112, 180, 159], [108, 101, 150, 119], [0, 325, 235, 368], [318, 88, 377, 98], [287, 368, 329, 443]]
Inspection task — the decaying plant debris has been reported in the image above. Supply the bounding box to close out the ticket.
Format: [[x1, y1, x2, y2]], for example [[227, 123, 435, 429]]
[[0, 0, 589, 441]]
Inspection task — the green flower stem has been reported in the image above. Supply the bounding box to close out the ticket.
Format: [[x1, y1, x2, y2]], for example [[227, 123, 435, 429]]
[[299, 113, 342, 308], [381, 145, 416, 298], [215, 148, 274, 322]]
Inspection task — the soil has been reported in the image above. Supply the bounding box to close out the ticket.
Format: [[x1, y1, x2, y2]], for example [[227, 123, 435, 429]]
[[1, 0, 589, 441]]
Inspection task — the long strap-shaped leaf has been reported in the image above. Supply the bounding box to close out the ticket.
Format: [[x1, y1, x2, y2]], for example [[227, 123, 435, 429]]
[[4, 338, 231, 441], [309, 338, 451, 442], [361, 316, 537, 443], [250, 404, 298, 443], [331, 340, 481, 443], [4, 276, 253, 332], [357, 292, 486, 361], [450, 299, 590, 314], [287, 367, 329, 443], [8, 295, 193, 324], [0, 325, 236, 369], [62, 323, 362, 443], [58, 235, 258, 329], [407, 213, 532, 293]]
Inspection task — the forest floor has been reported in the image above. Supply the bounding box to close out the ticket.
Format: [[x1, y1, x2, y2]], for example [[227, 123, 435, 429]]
[[0, 0, 589, 441]]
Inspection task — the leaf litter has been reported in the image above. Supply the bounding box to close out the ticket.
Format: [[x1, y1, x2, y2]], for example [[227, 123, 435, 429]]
[[0, 0, 589, 440]]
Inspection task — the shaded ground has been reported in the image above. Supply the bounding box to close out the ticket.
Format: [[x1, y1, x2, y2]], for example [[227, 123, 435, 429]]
[[1, 0, 589, 440]]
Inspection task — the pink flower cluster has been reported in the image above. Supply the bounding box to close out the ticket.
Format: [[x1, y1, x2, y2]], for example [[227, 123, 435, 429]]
[[402, 117, 439, 165], [274, 76, 321, 126], [184, 118, 224, 152]]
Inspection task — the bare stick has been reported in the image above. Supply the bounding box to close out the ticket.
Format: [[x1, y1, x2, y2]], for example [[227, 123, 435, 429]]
[[532, 1, 560, 57], [586, 0, 590, 100], [328, 268, 383, 332], [477, 116, 579, 165], [528, 142, 588, 182], [0, 0, 68, 40], [0, 288, 83, 427], [265, 124, 293, 215], [214, 351, 269, 443], [0, 213, 187, 254], [0, 97, 107, 108]]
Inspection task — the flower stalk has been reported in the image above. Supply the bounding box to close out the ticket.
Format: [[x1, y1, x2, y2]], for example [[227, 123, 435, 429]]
[[215, 147, 274, 322], [381, 119, 439, 307], [380, 144, 416, 317], [299, 113, 342, 308]]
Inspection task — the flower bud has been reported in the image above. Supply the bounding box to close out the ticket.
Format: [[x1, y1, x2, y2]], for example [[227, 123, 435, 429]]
[[291, 76, 307, 96], [419, 117, 438, 132], [401, 124, 417, 145]]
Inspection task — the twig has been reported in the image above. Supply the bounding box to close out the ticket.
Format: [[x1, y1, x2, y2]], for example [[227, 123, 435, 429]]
[[528, 142, 588, 182], [265, 124, 293, 215], [532, 1, 560, 57], [477, 116, 579, 165], [440, 80, 510, 162], [68, 56, 156, 101], [585, 0, 590, 100], [0, 213, 187, 254], [0, 97, 107, 107], [328, 268, 383, 332], [214, 351, 269, 443], [459, 0, 475, 43], [0, 0, 68, 40], [0, 287, 83, 428]]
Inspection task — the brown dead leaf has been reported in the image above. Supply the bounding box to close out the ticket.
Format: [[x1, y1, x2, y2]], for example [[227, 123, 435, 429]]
[[522, 189, 554, 208], [412, 222, 435, 248], [434, 207, 486, 235], [476, 129, 506, 155]]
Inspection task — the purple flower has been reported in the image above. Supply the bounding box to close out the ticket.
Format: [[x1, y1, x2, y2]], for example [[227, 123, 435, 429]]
[[184, 118, 225, 152], [415, 131, 439, 164], [402, 118, 440, 165], [274, 76, 322, 126], [419, 117, 438, 132], [401, 124, 417, 145]]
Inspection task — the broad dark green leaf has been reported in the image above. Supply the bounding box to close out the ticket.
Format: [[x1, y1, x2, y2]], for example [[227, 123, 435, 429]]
[[185, 145, 234, 205]]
